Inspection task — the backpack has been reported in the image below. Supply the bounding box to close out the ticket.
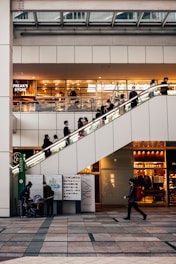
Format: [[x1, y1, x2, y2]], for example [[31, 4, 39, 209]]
[[135, 186, 142, 201]]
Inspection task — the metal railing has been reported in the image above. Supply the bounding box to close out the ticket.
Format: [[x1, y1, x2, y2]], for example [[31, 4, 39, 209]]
[[11, 84, 176, 174]]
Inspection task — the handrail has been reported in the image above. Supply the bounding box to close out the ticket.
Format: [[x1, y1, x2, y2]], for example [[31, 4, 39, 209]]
[[11, 83, 176, 174]]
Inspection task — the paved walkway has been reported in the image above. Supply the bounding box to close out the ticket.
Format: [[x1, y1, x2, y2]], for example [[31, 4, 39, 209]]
[[0, 207, 175, 264]]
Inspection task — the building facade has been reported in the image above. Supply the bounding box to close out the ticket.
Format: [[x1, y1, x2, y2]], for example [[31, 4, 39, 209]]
[[1, 0, 176, 216]]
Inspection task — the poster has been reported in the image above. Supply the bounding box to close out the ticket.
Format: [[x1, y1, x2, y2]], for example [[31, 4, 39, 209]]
[[81, 174, 95, 212], [63, 175, 81, 200], [26, 174, 43, 200], [44, 175, 62, 200]]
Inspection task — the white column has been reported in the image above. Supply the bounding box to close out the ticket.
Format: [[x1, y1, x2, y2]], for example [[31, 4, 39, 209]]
[[0, 0, 12, 217]]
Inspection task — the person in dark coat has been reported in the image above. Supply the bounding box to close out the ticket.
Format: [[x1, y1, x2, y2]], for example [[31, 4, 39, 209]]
[[106, 99, 114, 111], [129, 86, 138, 108], [42, 134, 53, 157], [123, 178, 147, 220], [19, 181, 32, 217], [43, 181, 54, 217], [63, 120, 71, 146], [160, 77, 168, 95]]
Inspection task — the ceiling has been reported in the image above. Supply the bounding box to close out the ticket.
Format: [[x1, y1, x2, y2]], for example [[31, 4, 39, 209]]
[[12, 10, 176, 81], [13, 63, 176, 81]]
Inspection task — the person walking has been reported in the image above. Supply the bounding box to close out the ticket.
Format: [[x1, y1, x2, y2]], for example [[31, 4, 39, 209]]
[[123, 178, 147, 220], [43, 181, 54, 217], [19, 181, 33, 217], [129, 86, 138, 108]]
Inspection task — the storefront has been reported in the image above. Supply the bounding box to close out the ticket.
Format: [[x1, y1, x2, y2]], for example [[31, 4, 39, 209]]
[[13, 78, 176, 112]]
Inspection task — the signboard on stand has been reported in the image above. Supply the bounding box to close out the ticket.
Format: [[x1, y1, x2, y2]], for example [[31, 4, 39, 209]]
[[81, 175, 95, 212], [63, 175, 81, 200]]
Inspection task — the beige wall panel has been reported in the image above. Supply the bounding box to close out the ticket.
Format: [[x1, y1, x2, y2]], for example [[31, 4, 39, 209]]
[[75, 46, 92, 63], [0, 98, 10, 150], [77, 133, 96, 172], [20, 113, 38, 129], [22, 46, 39, 63], [131, 102, 150, 140], [0, 1, 10, 44], [13, 131, 21, 146], [149, 96, 168, 140], [93, 46, 110, 63], [146, 46, 163, 63], [41, 154, 59, 175], [0, 46, 10, 96], [0, 153, 10, 216], [57, 46, 74, 63], [164, 46, 176, 63], [110, 46, 128, 63], [13, 46, 22, 63], [40, 46, 56, 63], [39, 113, 57, 130], [21, 130, 38, 146], [166, 96, 176, 140], [128, 46, 145, 63]]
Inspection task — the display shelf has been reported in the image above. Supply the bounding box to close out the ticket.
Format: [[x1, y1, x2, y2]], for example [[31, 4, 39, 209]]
[[134, 162, 166, 169]]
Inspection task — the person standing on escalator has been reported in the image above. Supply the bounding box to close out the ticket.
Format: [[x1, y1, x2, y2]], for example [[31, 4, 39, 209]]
[[129, 86, 138, 109], [160, 77, 169, 95], [42, 134, 53, 157]]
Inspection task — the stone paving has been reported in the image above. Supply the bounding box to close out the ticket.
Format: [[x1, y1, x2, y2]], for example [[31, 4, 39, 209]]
[[0, 207, 175, 263]]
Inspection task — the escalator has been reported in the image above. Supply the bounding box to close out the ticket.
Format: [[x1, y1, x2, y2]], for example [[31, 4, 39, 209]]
[[11, 84, 176, 175]]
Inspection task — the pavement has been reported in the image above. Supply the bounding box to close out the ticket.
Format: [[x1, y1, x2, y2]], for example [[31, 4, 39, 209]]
[[0, 207, 176, 264]]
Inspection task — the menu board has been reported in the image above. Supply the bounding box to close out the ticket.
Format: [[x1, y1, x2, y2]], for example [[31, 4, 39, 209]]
[[63, 175, 81, 200]]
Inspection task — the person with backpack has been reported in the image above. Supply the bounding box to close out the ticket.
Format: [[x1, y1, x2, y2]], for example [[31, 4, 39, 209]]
[[43, 181, 54, 217], [123, 178, 147, 220]]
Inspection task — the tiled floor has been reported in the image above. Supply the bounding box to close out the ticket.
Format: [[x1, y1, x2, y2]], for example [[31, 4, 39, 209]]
[[0, 207, 176, 264]]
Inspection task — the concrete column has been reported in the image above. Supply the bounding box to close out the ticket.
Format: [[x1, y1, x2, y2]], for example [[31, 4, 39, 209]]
[[0, 0, 12, 216]]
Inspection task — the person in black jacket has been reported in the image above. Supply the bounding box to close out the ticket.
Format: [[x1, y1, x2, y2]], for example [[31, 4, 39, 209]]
[[160, 77, 168, 95], [43, 181, 54, 217], [123, 178, 147, 220], [19, 181, 32, 217], [63, 120, 71, 146], [129, 86, 138, 108], [42, 134, 53, 157]]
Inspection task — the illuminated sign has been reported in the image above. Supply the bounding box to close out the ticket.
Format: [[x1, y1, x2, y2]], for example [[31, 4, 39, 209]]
[[13, 83, 28, 92]]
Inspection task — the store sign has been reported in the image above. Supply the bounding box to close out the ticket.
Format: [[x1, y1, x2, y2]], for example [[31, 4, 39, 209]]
[[13, 83, 28, 92]]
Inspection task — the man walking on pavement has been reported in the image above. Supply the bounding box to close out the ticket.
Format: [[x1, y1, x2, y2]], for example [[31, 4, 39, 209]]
[[123, 178, 147, 220]]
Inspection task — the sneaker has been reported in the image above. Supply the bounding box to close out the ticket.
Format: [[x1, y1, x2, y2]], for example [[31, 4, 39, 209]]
[[123, 217, 130, 220], [143, 214, 147, 220]]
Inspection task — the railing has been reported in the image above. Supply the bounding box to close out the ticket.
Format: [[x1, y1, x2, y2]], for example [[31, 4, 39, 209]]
[[13, 96, 107, 112], [11, 84, 176, 174]]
